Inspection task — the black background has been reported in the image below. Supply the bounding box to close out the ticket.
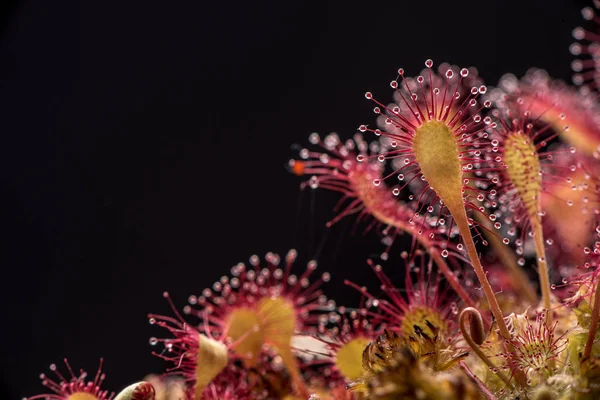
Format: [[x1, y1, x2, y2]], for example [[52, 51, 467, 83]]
[[0, 0, 588, 397]]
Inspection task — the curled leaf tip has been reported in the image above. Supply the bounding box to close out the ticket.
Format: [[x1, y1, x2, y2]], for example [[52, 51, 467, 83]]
[[114, 382, 155, 400]]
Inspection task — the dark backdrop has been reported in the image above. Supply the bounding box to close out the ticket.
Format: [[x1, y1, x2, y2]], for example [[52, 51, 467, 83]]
[[0, 0, 587, 397]]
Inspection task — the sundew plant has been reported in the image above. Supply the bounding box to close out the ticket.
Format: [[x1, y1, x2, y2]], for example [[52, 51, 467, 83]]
[[22, 3, 600, 400]]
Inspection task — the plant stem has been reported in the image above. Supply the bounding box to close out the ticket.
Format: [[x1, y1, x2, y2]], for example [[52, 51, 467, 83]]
[[452, 208, 512, 340], [454, 213, 530, 386]]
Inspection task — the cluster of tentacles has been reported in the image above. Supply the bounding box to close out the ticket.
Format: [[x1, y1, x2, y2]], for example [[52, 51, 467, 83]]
[[21, 3, 600, 400]]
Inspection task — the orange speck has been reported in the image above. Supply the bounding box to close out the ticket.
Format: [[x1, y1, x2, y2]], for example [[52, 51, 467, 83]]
[[292, 160, 305, 176]]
